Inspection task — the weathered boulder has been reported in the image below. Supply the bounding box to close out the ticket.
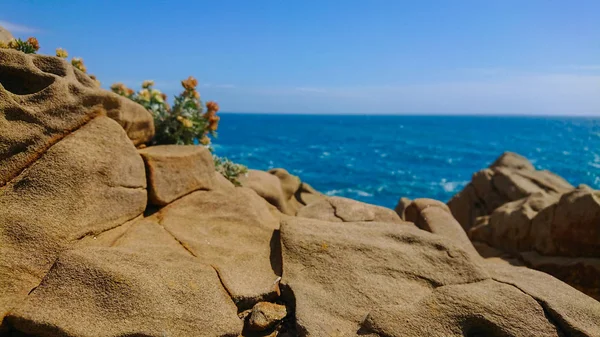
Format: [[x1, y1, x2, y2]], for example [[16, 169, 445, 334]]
[[468, 192, 559, 253], [5, 218, 243, 336], [448, 152, 573, 231], [0, 49, 153, 184], [156, 188, 282, 309], [362, 279, 561, 337], [280, 217, 489, 335], [0, 25, 13, 43], [531, 185, 600, 257], [240, 168, 324, 215], [404, 198, 478, 256], [138, 145, 216, 205], [247, 302, 288, 332], [0, 116, 147, 323], [297, 196, 404, 223], [394, 196, 412, 219]]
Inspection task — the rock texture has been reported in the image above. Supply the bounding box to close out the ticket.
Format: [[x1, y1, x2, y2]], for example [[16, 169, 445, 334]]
[[448, 152, 573, 231], [1, 65, 599, 336], [0, 25, 13, 43], [0, 49, 153, 185], [139, 145, 216, 205], [0, 116, 147, 323], [240, 168, 324, 215], [297, 196, 404, 224]]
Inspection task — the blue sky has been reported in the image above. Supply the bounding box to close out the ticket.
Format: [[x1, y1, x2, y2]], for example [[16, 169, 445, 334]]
[[1, 0, 599, 115]]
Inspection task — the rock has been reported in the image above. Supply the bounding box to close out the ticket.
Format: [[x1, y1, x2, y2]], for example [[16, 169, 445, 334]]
[[394, 197, 412, 219], [214, 171, 237, 191], [448, 152, 573, 231], [138, 145, 216, 206], [404, 198, 478, 256], [0, 25, 13, 42], [5, 218, 242, 336], [520, 251, 600, 301], [240, 168, 324, 215], [247, 302, 287, 331], [532, 185, 600, 257], [297, 196, 405, 224], [486, 260, 600, 337], [469, 192, 559, 253], [0, 49, 153, 181], [156, 188, 281, 309], [0, 116, 147, 322], [362, 279, 561, 337], [280, 217, 489, 335]]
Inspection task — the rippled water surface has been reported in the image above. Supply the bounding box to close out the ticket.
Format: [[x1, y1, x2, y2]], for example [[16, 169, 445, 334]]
[[215, 114, 600, 208]]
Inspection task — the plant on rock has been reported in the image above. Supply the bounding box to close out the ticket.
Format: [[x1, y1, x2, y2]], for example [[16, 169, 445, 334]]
[[0, 37, 39, 53], [111, 78, 248, 185]]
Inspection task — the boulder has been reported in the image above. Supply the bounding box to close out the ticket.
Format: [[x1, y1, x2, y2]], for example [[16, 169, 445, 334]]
[[362, 279, 560, 337], [5, 218, 242, 336], [297, 196, 405, 224], [138, 145, 216, 206], [0, 116, 147, 322], [448, 152, 573, 231], [156, 188, 282, 309], [468, 192, 559, 253], [280, 217, 489, 335], [394, 196, 412, 219], [0, 25, 13, 43], [240, 168, 324, 215], [0, 49, 153, 183], [247, 302, 288, 332], [404, 198, 478, 256], [531, 185, 600, 257]]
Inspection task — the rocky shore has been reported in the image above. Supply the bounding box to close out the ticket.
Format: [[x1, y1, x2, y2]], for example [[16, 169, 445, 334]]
[[1, 48, 600, 336]]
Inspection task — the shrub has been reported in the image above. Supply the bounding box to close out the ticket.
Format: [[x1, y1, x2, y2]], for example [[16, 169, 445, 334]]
[[214, 156, 248, 186], [111, 79, 248, 185], [0, 37, 39, 53]]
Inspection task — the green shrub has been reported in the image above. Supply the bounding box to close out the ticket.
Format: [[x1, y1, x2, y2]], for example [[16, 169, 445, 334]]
[[214, 156, 248, 186], [0, 37, 39, 54]]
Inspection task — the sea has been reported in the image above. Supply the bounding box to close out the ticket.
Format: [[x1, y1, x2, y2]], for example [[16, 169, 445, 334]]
[[214, 114, 600, 209]]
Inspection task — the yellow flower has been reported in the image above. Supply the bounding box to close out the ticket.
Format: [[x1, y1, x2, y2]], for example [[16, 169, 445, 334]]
[[71, 57, 87, 73], [181, 76, 198, 91], [138, 89, 151, 101], [55, 48, 68, 58], [176, 115, 184, 122], [7, 39, 18, 49], [142, 80, 154, 89], [200, 136, 211, 145], [182, 119, 193, 128]]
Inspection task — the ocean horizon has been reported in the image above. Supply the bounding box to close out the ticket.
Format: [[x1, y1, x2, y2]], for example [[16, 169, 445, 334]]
[[215, 113, 600, 208]]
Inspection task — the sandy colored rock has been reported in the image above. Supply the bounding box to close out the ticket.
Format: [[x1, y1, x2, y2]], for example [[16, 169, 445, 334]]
[[247, 302, 287, 331], [297, 196, 405, 224], [0, 49, 153, 187], [486, 260, 600, 337], [6, 224, 242, 337], [139, 145, 216, 205], [472, 192, 559, 253], [405, 198, 478, 256], [533, 185, 600, 257], [240, 168, 324, 215], [0, 116, 147, 322], [520, 251, 600, 301], [448, 152, 573, 231], [280, 217, 489, 335], [157, 188, 281, 309], [362, 280, 560, 337], [0, 25, 13, 42], [394, 196, 412, 219]]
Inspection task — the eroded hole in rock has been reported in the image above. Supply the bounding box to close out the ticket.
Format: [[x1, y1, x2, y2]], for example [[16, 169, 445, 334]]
[[32, 56, 68, 77], [0, 67, 55, 95]]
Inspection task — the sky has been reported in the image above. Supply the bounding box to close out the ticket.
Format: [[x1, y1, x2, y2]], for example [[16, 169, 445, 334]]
[[1, 0, 599, 115]]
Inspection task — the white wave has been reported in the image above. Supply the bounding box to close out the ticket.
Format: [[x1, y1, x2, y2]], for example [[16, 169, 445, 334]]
[[439, 179, 468, 193], [325, 188, 373, 197]]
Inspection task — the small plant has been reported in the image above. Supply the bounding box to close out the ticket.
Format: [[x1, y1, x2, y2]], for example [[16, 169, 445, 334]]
[[214, 155, 248, 186], [0, 37, 39, 54]]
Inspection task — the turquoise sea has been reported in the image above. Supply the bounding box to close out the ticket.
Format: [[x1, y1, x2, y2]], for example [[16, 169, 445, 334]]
[[214, 114, 600, 208]]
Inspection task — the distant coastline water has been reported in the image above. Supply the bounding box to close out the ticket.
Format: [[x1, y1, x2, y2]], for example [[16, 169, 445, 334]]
[[215, 114, 600, 208]]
